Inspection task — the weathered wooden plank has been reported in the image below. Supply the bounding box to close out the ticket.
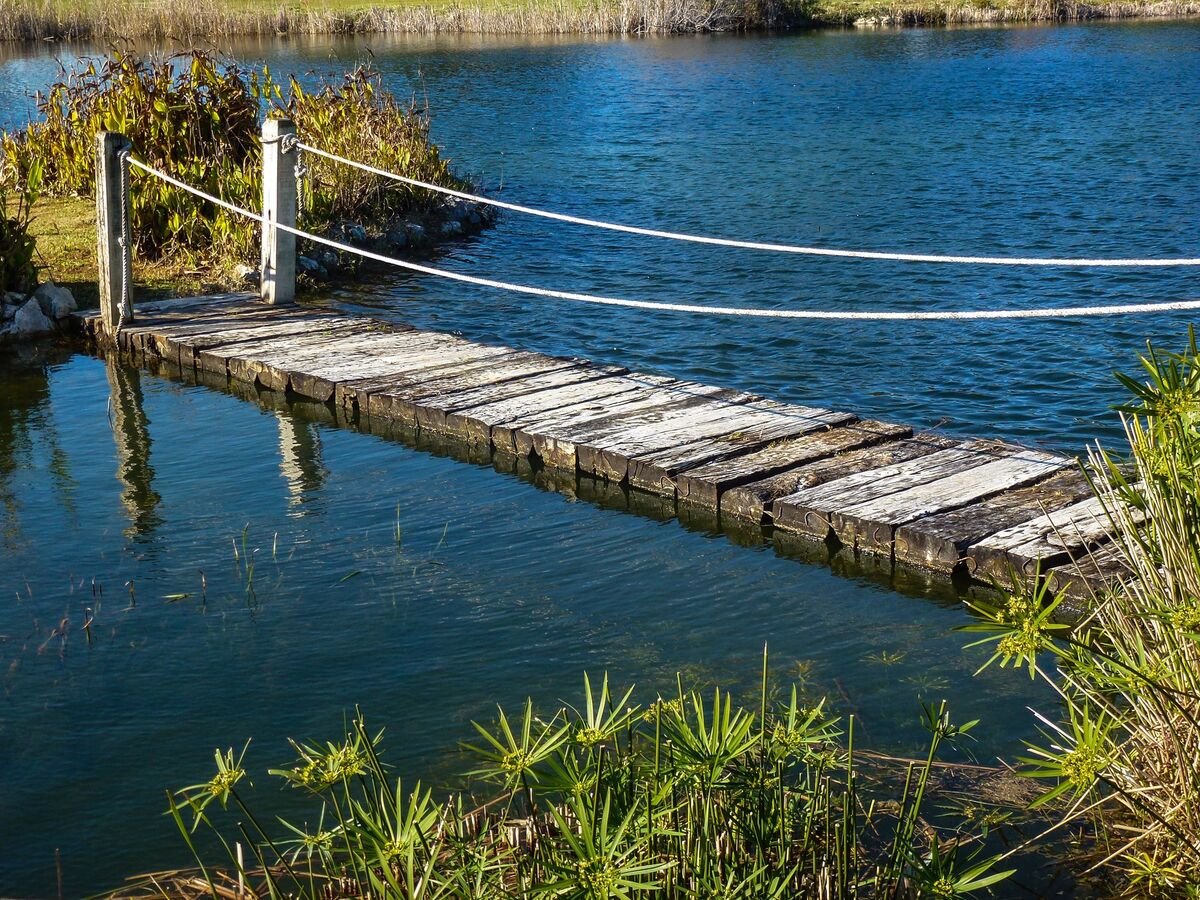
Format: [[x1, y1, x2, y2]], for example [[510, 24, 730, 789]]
[[1043, 541, 1131, 601], [674, 420, 911, 509], [492, 382, 687, 461], [77, 291, 1134, 600], [118, 303, 297, 355], [194, 325, 343, 381], [427, 366, 637, 442], [214, 329, 481, 397], [831, 446, 1070, 557], [356, 350, 582, 423], [966, 495, 1116, 582], [589, 402, 858, 492], [536, 384, 755, 473], [151, 315, 356, 368], [499, 379, 736, 469], [209, 327, 394, 390], [295, 339, 514, 404], [133, 292, 253, 317], [892, 469, 1093, 572], [725, 434, 957, 525], [772, 439, 1030, 542], [78, 293, 255, 343]]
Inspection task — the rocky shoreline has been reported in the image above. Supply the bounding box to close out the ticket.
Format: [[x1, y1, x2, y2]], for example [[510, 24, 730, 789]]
[[1, 281, 77, 341], [1, 195, 494, 343], [235, 195, 497, 287]]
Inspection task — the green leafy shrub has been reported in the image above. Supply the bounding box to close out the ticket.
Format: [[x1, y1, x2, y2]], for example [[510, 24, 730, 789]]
[[0, 50, 466, 277], [0, 157, 40, 297], [967, 331, 1200, 896], [141, 663, 1020, 899]]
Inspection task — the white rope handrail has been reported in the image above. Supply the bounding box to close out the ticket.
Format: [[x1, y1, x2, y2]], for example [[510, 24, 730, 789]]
[[126, 158, 1200, 321], [295, 141, 1200, 269]]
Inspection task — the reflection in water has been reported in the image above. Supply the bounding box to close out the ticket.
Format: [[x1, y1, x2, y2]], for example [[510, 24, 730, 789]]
[[105, 357, 161, 538], [0, 349, 79, 548], [275, 410, 327, 508], [0, 356, 50, 545]]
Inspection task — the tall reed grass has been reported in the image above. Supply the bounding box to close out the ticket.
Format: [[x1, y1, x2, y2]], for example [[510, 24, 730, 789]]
[[966, 330, 1200, 896], [1, 0, 1193, 41]]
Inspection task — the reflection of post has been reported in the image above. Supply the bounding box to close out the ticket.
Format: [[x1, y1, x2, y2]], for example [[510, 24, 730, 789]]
[[275, 411, 326, 508], [105, 357, 161, 538]]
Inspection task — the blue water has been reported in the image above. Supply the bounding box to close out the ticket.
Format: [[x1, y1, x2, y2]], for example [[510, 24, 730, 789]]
[[0, 21, 1197, 895]]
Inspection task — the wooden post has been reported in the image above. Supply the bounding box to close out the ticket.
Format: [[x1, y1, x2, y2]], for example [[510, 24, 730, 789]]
[[261, 118, 297, 305], [96, 132, 133, 334]]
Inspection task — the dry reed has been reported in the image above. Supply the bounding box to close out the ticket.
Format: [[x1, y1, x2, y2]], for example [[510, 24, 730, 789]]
[[0, 0, 1195, 42]]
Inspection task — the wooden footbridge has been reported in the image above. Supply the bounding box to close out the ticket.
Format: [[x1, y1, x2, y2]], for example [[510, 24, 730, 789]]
[[76, 122, 1179, 603], [78, 293, 1125, 600]]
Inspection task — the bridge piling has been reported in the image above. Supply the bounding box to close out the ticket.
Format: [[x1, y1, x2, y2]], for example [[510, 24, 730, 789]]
[[260, 118, 297, 305], [96, 131, 133, 335]]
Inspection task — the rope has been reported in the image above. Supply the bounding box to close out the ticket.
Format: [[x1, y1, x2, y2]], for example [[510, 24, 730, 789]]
[[116, 147, 132, 332], [295, 141, 1200, 269], [125, 157, 1200, 322]]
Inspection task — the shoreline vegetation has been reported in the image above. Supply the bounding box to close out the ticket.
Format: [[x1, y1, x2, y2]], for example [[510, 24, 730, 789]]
[[0, 0, 1197, 42], [1, 51, 494, 310]]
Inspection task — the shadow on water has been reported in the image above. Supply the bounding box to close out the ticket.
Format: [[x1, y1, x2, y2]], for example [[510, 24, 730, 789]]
[[131, 344, 995, 614]]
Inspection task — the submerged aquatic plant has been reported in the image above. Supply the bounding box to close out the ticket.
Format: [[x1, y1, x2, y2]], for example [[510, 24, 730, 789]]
[[146, 653, 1020, 899]]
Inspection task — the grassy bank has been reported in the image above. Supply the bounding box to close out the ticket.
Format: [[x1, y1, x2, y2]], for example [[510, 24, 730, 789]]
[[25, 197, 211, 308], [0, 0, 1196, 41]]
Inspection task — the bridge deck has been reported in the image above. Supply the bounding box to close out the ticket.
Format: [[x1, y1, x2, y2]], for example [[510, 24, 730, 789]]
[[78, 294, 1128, 600]]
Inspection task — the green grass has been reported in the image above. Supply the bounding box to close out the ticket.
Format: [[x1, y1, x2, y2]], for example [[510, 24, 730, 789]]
[[28, 197, 212, 310]]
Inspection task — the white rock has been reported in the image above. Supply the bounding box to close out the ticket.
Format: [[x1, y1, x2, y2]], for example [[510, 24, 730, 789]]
[[33, 281, 76, 319], [853, 14, 894, 25], [440, 219, 463, 238], [15, 298, 53, 335], [234, 264, 259, 286], [404, 223, 425, 244], [1, 303, 15, 322]]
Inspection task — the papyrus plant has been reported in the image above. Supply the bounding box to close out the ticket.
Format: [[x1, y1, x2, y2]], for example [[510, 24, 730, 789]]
[[966, 330, 1200, 897]]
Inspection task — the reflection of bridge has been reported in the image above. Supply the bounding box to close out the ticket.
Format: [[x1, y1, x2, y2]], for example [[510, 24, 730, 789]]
[[102, 354, 328, 540], [83, 118, 1192, 601]]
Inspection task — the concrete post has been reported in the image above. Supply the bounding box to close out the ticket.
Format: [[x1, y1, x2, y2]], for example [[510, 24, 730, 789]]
[[96, 131, 133, 334], [261, 118, 297, 305]]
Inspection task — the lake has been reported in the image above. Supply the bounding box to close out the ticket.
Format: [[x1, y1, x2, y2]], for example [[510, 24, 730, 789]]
[[1, 20, 1197, 896]]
